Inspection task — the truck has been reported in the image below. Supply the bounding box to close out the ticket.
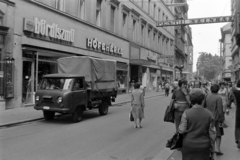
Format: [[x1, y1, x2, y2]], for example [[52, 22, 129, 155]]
[[34, 56, 117, 122]]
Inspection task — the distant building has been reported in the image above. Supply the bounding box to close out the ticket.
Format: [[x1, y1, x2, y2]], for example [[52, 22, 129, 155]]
[[219, 23, 232, 82]]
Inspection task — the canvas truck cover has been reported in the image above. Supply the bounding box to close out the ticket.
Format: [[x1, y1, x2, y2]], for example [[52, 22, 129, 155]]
[[57, 56, 117, 90]]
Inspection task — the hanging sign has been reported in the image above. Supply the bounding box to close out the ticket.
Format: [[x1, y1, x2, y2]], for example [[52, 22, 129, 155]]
[[157, 16, 233, 27]]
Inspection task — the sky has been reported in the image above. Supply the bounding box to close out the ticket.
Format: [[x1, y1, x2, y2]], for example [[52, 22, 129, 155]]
[[187, 0, 231, 72]]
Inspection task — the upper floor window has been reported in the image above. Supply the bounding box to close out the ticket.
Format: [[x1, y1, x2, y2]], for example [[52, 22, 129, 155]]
[[96, 0, 102, 26], [56, 0, 65, 11], [79, 0, 85, 20], [141, 24, 145, 45], [153, 4, 156, 19], [148, 0, 151, 14], [110, 5, 116, 32], [158, 9, 161, 21], [122, 12, 128, 37], [148, 29, 151, 47], [132, 19, 137, 42]]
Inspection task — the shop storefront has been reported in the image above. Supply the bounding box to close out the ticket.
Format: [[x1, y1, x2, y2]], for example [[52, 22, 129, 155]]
[[6, 1, 129, 109]]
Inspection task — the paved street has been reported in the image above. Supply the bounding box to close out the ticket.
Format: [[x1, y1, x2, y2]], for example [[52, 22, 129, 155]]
[[0, 94, 175, 160]]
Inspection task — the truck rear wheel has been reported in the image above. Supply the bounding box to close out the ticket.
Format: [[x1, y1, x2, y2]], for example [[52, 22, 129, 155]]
[[43, 111, 55, 120], [99, 101, 109, 115], [72, 107, 83, 122]]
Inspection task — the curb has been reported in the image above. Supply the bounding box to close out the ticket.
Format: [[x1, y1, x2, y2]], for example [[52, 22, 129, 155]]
[[0, 93, 165, 128], [152, 148, 176, 160]]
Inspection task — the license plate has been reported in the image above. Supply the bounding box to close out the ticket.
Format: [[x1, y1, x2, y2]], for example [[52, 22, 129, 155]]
[[43, 106, 50, 110]]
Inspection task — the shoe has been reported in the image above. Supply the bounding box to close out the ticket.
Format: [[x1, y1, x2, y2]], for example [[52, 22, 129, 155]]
[[138, 125, 142, 128], [237, 140, 240, 149], [134, 125, 138, 128], [215, 151, 223, 155]]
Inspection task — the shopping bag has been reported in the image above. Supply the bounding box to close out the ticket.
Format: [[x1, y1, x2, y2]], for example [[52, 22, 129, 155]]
[[163, 102, 175, 123], [129, 112, 134, 121], [166, 133, 183, 150]]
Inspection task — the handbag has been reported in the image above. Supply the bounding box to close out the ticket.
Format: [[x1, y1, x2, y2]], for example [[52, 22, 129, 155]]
[[166, 133, 183, 150], [164, 101, 175, 123], [129, 112, 134, 121]]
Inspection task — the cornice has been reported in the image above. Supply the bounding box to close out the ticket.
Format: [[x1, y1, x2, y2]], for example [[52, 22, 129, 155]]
[[121, 4, 130, 13]]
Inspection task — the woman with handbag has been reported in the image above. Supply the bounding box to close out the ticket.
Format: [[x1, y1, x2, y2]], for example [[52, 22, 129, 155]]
[[203, 83, 225, 155], [179, 88, 215, 160], [131, 82, 145, 128], [169, 79, 190, 132]]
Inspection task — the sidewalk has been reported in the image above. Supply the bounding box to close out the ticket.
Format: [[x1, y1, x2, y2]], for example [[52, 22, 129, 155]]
[[162, 104, 240, 160], [0, 90, 165, 128]]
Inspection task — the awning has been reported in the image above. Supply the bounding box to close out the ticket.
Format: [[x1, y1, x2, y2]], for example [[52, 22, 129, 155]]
[[130, 59, 153, 66], [143, 64, 161, 69], [162, 66, 174, 72]]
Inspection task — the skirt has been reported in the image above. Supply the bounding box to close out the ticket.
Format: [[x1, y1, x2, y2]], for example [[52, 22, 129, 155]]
[[215, 121, 224, 137], [131, 104, 144, 119], [182, 147, 210, 160]]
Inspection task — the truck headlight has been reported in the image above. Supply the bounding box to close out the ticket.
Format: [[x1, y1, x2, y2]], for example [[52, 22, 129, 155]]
[[36, 96, 40, 101], [57, 97, 63, 103]]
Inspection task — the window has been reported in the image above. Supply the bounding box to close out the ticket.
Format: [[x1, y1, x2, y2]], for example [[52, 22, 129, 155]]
[[65, 0, 79, 17], [122, 13, 128, 37], [148, 29, 151, 47], [158, 9, 161, 21], [110, 6, 116, 32], [148, 0, 151, 14], [56, 0, 65, 11], [132, 19, 137, 42], [96, 0, 102, 26], [141, 25, 145, 45], [153, 4, 156, 19], [79, 0, 85, 20]]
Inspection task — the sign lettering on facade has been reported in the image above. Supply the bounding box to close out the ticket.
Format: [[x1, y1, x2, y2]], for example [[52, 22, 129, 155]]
[[157, 16, 233, 27], [86, 38, 123, 57], [23, 18, 75, 43]]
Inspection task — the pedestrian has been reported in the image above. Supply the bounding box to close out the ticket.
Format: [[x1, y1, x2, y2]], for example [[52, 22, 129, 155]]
[[165, 81, 170, 96], [179, 88, 216, 160], [232, 79, 240, 149], [130, 80, 135, 92], [169, 79, 190, 132], [227, 82, 235, 109], [131, 82, 145, 128], [203, 83, 225, 155], [218, 81, 228, 128], [172, 79, 178, 93]]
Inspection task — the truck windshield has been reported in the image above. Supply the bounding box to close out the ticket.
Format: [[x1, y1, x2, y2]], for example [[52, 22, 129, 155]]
[[40, 78, 73, 90]]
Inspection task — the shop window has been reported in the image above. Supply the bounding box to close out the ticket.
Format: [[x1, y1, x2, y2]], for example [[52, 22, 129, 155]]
[[117, 70, 127, 89], [96, 0, 102, 27]]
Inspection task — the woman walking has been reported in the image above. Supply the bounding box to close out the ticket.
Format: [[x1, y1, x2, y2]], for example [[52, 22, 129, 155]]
[[131, 82, 145, 128], [218, 81, 228, 128], [204, 83, 225, 155], [232, 80, 240, 149], [179, 88, 215, 160], [169, 79, 190, 132]]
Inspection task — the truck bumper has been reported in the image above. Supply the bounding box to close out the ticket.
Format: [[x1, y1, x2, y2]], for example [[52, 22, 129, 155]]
[[34, 106, 70, 113]]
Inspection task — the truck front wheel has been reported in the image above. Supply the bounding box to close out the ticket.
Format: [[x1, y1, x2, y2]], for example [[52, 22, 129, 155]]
[[72, 107, 83, 122], [99, 101, 109, 115], [43, 111, 55, 120]]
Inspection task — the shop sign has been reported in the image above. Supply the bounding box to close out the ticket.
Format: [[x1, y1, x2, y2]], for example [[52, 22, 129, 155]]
[[23, 18, 75, 43], [160, 54, 174, 58], [157, 16, 233, 27], [146, 51, 157, 62], [86, 38, 123, 57]]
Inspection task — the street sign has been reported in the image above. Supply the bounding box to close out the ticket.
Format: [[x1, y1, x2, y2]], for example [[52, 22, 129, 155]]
[[157, 16, 233, 27]]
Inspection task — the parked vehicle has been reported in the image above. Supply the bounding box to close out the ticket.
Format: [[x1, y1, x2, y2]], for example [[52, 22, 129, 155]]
[[34, 56, 117, 122]]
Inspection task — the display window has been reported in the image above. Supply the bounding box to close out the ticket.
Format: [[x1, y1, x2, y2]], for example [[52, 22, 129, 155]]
[[117, 70, 127, 89]]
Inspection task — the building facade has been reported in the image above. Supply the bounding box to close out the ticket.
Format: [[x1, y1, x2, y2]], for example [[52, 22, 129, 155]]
[[231, 0, 240, 82], [220, 23, 232, 82], [0, 0, 176, 110], [172, 0, 190, 80]]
